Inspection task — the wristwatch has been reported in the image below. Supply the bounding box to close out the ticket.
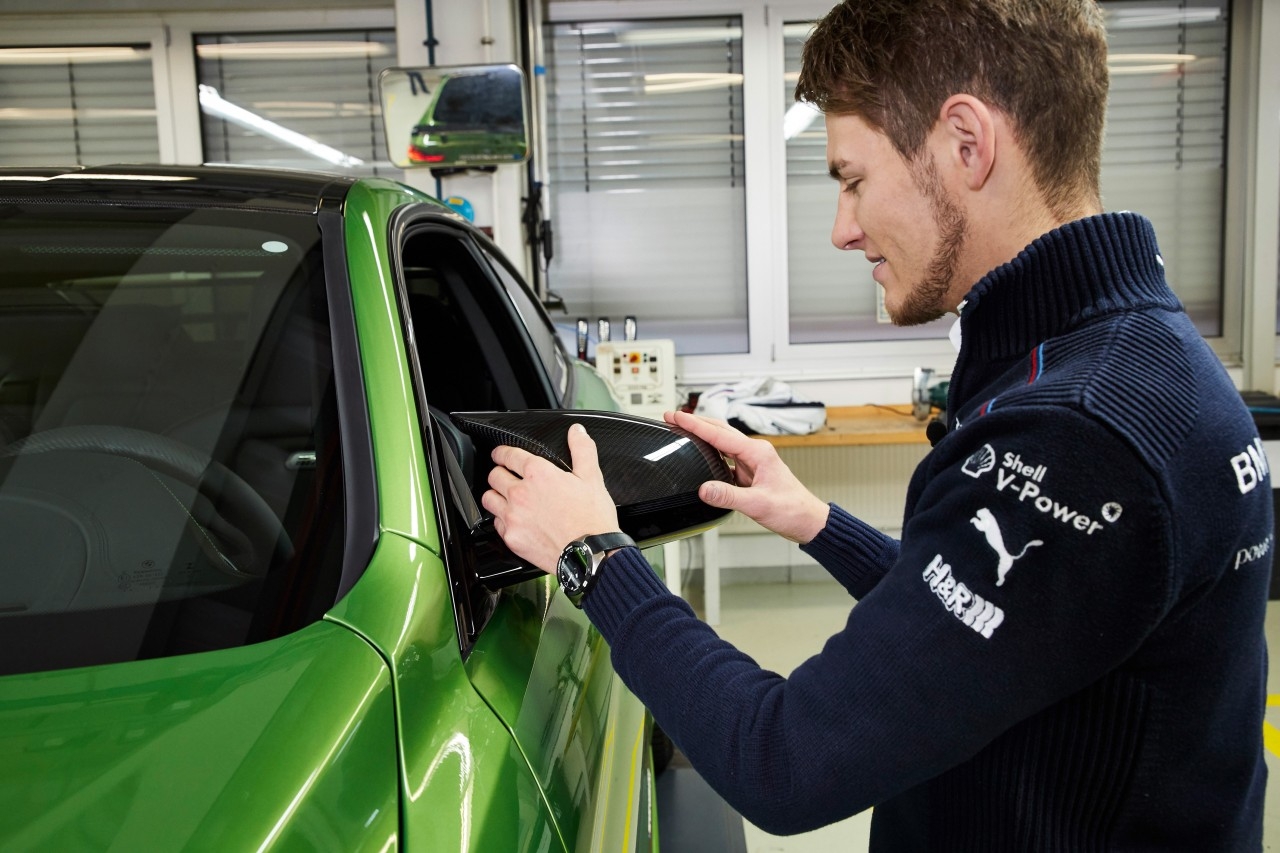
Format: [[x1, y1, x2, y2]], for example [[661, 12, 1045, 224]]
[[556, 532, 635, 608]]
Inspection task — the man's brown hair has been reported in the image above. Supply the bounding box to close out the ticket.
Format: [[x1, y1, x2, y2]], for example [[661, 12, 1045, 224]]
[[796, 0, 1109, 218]]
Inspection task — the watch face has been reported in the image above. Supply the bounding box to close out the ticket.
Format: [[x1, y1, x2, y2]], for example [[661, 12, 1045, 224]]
[[557, 541, 592, 600]]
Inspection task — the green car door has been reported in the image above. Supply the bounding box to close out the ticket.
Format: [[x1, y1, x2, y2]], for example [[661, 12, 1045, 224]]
[[339, 182, 655, 852]]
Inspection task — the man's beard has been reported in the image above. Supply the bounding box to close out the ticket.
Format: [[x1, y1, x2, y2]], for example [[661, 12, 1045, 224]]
[[890, 156, 968, 327]]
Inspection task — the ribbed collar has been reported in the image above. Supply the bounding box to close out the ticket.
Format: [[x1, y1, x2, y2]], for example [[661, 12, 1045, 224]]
[[958, 212, 1182, 361]]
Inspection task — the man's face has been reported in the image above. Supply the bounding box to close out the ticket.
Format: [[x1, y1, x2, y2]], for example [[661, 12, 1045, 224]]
[[826, 112, 968, 326]]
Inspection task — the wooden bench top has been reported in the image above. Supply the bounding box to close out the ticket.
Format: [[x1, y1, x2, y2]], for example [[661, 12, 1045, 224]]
[[756, 404, 931, 447]]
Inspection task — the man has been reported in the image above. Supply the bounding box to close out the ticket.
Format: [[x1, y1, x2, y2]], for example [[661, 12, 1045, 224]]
[[483, 0, 1271, 848]]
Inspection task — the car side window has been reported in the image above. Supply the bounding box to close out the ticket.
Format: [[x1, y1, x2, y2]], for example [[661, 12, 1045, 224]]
[[401, 230, 555, 414], [478, 246, 571, 405], [397, 221, 555, 649]]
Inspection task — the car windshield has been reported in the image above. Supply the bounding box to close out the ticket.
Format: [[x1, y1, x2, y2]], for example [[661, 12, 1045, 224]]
[[0, 204, 346, 675]]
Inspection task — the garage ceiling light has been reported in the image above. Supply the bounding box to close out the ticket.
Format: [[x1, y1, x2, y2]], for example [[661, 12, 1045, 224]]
[[1109, 53, 1198, 75], [618, 27, 741, 46], [198, 84, 363, 168], [0, 46, 148, 64], [643, 72, 743, 94], [196, 41, 389, 61], [1105, 7, 1222, 29], [0, 107, 156, 122]]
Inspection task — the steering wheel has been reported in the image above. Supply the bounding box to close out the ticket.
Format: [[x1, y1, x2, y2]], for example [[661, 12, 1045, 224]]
[[0, 425, 293, 578]]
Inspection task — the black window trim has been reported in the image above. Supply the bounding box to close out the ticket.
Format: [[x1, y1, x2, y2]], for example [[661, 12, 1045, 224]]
[[319, 208, 379, 601]]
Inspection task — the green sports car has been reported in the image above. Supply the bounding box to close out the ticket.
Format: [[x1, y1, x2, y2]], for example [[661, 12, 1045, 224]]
[[0, 165, 662, 850]]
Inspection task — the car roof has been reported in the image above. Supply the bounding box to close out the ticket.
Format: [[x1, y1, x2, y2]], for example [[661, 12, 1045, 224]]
[[0, 164, 357, 215]]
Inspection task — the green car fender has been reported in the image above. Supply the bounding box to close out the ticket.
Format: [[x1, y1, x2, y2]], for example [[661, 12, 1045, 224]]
[[326, 533, 563, 852], [0, 623, 400, 851]]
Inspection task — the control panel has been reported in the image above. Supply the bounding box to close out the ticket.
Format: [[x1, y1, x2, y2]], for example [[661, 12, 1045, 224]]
[[593, 340, 678, 419]]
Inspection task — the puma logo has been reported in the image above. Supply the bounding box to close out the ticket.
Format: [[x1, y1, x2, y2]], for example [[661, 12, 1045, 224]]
[[970, 507, 1043, 586]]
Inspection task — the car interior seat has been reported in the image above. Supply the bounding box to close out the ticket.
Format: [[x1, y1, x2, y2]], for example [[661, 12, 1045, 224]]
[[32, 303, 220, 440], [0, 309, 93, 447]]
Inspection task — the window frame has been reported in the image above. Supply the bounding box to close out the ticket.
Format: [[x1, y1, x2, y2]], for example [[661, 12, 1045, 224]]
[[0, 15, 179, 163], [545, 1, 776, 377], [1234, 0, 1280, 387], [0, 10, 397, 168], [389, 207, 562, 651], [159, 10, 398, 165], [191, 27, 398, 176]]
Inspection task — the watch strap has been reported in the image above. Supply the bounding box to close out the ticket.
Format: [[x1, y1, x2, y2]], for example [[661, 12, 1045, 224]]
[[582, 532, 636, 553]]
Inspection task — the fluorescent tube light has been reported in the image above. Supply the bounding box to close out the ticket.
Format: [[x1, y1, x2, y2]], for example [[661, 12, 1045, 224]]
[[198, 84, 363, 168]]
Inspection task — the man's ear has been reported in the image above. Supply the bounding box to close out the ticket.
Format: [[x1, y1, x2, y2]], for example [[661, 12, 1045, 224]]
[[936, 94, 997, 191]]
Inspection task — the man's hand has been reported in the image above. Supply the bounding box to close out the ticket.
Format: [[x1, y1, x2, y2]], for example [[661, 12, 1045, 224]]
[[482, 423, 622, 573], [664, 410, 830, 544]]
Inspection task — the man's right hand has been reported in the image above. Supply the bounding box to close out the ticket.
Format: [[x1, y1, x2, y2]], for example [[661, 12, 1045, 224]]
[[664, 410, 831, 544]]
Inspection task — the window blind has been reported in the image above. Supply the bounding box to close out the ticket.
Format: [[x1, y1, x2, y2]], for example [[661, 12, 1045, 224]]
[[783, 0, 1229, 343], [196, 30, 397, 177], [547, 19, 745, 190], [545, 17, 749, 355], [782, 29, 951, 343], [0, 45, 160, 167], [1102, 0, 1228, 336]]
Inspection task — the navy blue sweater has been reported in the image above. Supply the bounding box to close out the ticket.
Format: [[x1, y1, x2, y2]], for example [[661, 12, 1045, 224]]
[[585, 213, 1270, 850]]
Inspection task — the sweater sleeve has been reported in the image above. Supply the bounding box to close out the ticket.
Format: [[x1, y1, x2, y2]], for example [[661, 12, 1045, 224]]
[[583, 408, 1175, 835], [800, 503, 900, 599]]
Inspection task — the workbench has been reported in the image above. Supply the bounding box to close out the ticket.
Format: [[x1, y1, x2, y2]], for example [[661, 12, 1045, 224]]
[[755, 404, 931, 448]]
